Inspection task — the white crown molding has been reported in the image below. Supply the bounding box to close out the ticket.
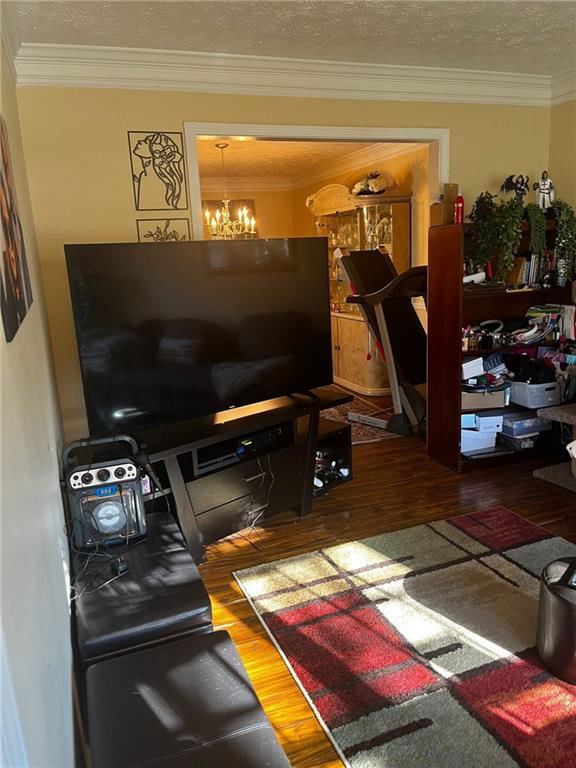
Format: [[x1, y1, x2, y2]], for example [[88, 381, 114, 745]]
[[201, 176, 292, 193], [551, 68, 576, 105], [13, 43, 554, 106], [291, 142, 420, 189]]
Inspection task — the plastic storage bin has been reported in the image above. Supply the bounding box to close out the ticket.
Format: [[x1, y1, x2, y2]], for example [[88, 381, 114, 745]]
[[510, 381, 560, 409], [499, 433, 539, 450], [502, 412, 553, 437]]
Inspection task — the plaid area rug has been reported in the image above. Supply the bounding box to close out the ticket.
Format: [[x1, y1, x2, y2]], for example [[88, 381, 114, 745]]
[[234, 508, 576, 768]]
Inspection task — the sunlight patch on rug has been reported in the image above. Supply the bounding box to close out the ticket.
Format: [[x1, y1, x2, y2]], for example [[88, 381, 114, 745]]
[[234, 507, 576, 768]]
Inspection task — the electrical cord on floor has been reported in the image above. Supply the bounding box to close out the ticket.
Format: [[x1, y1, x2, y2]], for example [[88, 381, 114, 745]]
[[233, 453, 277, 552], [248, 453, 275, 535], [211, 453, 274, 553]]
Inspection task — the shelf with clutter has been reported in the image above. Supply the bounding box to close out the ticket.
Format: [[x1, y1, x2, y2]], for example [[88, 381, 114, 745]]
[[427, 176, 576, 472]]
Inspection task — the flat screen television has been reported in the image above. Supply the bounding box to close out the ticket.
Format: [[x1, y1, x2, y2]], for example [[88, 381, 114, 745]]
[[65, 237, 332, 436]]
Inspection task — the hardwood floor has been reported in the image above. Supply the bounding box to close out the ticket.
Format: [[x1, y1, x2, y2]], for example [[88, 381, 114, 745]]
[[198, 433, 576, 768]]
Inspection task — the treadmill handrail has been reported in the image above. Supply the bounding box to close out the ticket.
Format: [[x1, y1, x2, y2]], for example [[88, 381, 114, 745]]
[[346, 266, 427, 306]]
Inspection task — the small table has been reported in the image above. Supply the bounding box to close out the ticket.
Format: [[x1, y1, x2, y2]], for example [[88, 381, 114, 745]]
[[537, 558, 576, 684], [537, 404, 576, 478]]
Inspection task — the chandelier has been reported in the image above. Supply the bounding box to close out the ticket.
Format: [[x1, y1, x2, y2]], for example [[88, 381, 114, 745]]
[[204, 143, 256, 239]]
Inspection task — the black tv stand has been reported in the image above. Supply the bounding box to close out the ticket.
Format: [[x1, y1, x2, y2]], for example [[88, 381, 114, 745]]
[[290, 390, 321, 401], [135, 387, 353, 562]]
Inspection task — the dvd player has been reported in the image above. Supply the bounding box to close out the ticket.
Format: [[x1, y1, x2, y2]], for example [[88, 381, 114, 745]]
[[196, 421, 294, 476]]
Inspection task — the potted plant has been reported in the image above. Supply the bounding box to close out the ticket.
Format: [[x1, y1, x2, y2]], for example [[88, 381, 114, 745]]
[[550, 199, 576, 286], [523, 202, 547, 284], [525, 202, 547, 255], [467, 192, 524, 282]]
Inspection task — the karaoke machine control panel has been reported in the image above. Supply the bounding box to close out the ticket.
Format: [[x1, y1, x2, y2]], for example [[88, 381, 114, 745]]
[[68, 462, 139, 490]]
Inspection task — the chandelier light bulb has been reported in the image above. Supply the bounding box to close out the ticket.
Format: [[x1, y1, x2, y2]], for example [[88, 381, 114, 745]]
[[204, 143, 257, 240]]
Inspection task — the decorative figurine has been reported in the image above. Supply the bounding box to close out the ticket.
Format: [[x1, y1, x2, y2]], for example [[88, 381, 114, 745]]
[[351, 171, 388, 196], [500, 174, 530, 200], [532, 171, 555, 211], [541, 269, 558, 289]]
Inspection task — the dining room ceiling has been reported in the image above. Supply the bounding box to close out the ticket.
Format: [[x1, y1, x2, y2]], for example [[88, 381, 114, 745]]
[[7, 0, 576, 77], [196, 139, 416, 180]]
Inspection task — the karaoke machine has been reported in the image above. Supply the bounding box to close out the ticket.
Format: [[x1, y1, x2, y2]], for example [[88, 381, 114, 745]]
[[63, 435, 147, 549]]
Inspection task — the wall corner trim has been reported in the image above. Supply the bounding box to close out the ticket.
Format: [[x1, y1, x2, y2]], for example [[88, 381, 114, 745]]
[[551, 68, 576, 105]]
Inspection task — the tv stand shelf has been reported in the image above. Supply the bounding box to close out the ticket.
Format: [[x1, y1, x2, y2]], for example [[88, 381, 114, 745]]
[[137, 387, 352, 561]]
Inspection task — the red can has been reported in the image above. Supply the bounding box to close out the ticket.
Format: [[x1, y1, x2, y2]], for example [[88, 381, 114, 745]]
[[454, 195, 464, 224]]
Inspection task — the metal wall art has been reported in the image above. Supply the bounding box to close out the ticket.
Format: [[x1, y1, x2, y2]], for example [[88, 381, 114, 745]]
[[136, 218, 191, 242], [128, 131, 188, 211]]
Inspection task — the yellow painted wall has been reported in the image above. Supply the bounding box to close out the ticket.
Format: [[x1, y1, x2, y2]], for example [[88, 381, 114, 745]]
[[549, 99, 576, 207], [1, 45, 72, 766], [15, 86, 556, 435]]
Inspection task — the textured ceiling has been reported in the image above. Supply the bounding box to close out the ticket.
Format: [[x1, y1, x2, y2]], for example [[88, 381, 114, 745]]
[[196, 140, 409, 177], [7, 1, 576, 76]]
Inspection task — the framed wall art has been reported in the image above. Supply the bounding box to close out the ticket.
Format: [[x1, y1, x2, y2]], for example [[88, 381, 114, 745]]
[[1, 116, 33, 342]]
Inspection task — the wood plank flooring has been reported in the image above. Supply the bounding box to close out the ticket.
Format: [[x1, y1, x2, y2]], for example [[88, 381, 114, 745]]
[[198, 433, 576, 768]]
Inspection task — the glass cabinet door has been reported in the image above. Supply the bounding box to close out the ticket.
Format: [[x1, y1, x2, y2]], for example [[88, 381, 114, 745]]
[[314, 200, 411, 273], [358, 200, 411, 274], [360, 202, 411, 273], [360, 203, 392, 251], [314, 209, 361, 251]]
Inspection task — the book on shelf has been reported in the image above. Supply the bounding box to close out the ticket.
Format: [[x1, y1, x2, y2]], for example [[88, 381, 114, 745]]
[[511, 252, 542, 287]]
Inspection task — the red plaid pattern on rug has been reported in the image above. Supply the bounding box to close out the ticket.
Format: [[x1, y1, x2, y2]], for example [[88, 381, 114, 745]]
[[235, 508, 576, 768]]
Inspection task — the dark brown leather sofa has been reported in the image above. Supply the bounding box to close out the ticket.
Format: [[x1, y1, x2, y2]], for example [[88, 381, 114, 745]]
[[73, 510, 290, 767]]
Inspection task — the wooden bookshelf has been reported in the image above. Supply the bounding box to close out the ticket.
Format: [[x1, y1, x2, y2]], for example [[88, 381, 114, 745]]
[[427, 224, 571, 472]]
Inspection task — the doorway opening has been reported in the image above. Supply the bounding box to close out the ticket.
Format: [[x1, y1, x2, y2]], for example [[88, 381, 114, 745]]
[[183, 122, 450, 268]]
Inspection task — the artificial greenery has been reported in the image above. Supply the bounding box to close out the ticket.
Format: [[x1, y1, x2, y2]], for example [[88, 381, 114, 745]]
[[466, 191, 576, 285], [551, 199, 576, 279], [467, 192, 524, 282], [525, 202, 547, 256]]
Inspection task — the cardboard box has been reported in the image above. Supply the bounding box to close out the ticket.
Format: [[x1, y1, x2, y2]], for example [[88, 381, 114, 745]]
[[461, 429, 497, 453], [475, 411, 504, 432], [462, 357, 484, 380], [461, 388, 510, 411], [430, 183, 459, 226], [461, 413, 476, 428]]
